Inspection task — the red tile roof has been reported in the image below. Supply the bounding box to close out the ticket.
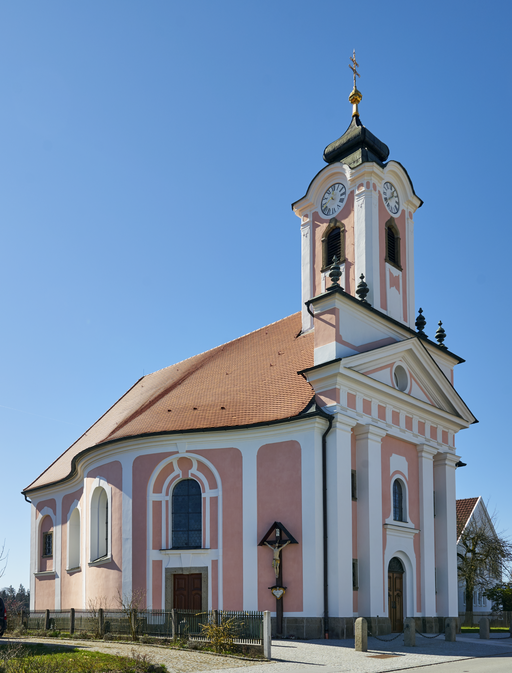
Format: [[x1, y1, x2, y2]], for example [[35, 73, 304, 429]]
[[456, 497, 479, 539], [25, 312, 315, 492]]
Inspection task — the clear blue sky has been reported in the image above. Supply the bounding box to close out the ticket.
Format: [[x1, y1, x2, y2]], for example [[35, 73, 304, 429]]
[[1, 1, 511, 591]]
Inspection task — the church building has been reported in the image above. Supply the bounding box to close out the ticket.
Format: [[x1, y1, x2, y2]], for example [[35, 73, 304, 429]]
[[23, 58, 475, 637]]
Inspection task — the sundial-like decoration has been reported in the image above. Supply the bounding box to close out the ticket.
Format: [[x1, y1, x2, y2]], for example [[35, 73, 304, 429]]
[[356, 273, 370, 304], [328, 255, 342, 289], [435, 320, 447, 349], [415, 308, 427, 337]]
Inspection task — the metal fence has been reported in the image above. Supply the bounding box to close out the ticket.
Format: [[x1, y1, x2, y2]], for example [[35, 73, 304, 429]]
[[11, 608, 265, 651]]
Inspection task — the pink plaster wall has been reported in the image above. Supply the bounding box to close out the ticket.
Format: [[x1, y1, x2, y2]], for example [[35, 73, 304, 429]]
[[36, 499, 56, 518], [378, 405, 386, 421], [257, 441, 303, 612], [152, 560, 162, 609], [212, 559, 218, 610], [430, 426, 438, 441], [61, 487, 83, 609], [316, 389, 340, 407], [405, 416, 413, 431], [347, 393, 356, 410], [314, 307, 338, 349], [392, 411, 400, 426], [442, 430, 448, 445], [418, 421, 425, 436], [34, 575, 55, 610], [153, 501, 162, 550], [363, 399, 371, 416], [86, 461, 123, 606], [195, 448, 243, 610]]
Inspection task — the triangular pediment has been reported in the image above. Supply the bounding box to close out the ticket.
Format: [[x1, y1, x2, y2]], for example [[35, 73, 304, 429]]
[[341, 338, 475, 424]]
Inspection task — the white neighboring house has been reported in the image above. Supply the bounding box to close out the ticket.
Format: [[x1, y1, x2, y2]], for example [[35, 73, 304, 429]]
[[457, 497, 498, 618]]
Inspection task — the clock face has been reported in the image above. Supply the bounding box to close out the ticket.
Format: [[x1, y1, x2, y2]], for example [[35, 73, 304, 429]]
[[321, 183, 347, 217], [383, 181, 400, 215]]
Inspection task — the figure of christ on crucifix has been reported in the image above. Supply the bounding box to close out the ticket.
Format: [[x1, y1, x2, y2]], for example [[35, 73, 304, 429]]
[[264, 539, 290, 579]]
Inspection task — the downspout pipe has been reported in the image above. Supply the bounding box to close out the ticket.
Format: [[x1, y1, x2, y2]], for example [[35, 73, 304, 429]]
[[320, 408, 334, 638]]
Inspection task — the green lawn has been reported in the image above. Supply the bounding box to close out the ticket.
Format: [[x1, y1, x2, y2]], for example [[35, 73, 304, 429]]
[[0, 642, 165, 672], [460, 626, 510, 633]]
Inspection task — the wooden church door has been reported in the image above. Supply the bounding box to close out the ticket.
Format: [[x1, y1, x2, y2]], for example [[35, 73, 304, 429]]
[[173, 573, 202, 610], [388, 557, 404, 632]]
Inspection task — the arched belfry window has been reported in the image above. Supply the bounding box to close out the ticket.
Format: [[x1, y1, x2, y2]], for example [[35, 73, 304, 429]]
[[172, 479, 202, 549], [385, 218, 401, 269], [393, 479, 406, 522], [322, 218, 345, 270]]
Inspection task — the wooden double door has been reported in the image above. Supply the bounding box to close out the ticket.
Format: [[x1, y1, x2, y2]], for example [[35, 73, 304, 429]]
[[173, 573, 202, 610], [388, 558, 404, 632]]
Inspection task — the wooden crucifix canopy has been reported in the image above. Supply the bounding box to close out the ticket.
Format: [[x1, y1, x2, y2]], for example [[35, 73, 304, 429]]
[[258, 521, 298, 546]]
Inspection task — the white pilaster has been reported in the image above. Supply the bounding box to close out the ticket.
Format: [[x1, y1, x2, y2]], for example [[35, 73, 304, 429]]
[[354, 185, 379, 310], [30, 503, 36, 610], [301, 215, 313, 332], [327, 414, 358, 617], [433, 451, 459, 617], [355, 424, 386, 616], [121, 454, 134, 601], [417, 444, 437, 616], [242, 442, 258, 611]]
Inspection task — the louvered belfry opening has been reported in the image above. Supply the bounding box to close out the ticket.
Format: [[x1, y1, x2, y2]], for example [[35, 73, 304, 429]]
[[327, 227, 342, 265], [386, 221, 400, 267], [387, 226, 397, 264]]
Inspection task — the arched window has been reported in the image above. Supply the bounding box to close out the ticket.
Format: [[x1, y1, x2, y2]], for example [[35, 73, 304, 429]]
[[40, 515, 54, 571], [393, 480, 405, 522], [90, 487, 109, 561], [68, 507, 81, 570], [172, 479, 202, 549], [322, 219, 345, 270], [385, 219, 401, 269]]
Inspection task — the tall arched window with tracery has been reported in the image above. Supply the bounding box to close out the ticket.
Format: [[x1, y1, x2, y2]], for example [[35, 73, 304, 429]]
[[172, 479, 202, 549]]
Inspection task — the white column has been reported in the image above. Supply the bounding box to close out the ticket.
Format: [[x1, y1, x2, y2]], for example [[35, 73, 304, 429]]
[[417, 444, 437, 616], [301, 216, 313, 331], [433, 451, 459, 617], [355, 424, 386, 616], [327, 414, 357, 617], [55, 496, 62, 609]]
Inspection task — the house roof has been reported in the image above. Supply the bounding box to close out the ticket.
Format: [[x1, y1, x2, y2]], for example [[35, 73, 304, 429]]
[[456, 497, 480, 539], [24, 312, 315, 493]]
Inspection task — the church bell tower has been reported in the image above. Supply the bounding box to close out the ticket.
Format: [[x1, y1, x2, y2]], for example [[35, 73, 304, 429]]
[[293, 52, 423, 335]]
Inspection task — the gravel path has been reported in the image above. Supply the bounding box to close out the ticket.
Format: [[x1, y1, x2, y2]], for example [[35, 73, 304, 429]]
[[3, 633, 512, 673]]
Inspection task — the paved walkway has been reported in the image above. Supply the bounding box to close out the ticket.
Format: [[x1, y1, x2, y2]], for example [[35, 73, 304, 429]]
[[3, 633, 512, 672]]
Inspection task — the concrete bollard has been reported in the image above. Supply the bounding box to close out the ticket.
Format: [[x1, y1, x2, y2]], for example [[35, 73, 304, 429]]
[[355, 617, 368, 652], [263, 611, 272, 660], [404, 618, 416, 646], [479, 618, 490, 639], [445, 617, 457, 642]]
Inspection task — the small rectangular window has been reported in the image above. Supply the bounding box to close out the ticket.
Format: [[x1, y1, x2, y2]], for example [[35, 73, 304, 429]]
[[352, 559, 359, 590], [43, 532, 53, 557], [351, 470, 357, 501]]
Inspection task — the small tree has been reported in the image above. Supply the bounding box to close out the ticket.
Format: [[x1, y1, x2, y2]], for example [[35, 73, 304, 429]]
[[484, 582, 512, 613], [117, 590, 146, 641], [457, 513, 512, 625]]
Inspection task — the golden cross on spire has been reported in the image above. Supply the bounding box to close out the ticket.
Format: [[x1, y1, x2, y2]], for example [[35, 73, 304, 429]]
[[348, 49, 363, 117], [349, 50, 360, 89]]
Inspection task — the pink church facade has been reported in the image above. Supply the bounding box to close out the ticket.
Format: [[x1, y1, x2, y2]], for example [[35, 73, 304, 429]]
[[24, 95, 475, 637]]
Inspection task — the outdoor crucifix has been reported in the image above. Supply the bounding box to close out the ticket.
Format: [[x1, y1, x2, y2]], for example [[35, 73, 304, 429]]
[[259, 521, 298, 637]]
